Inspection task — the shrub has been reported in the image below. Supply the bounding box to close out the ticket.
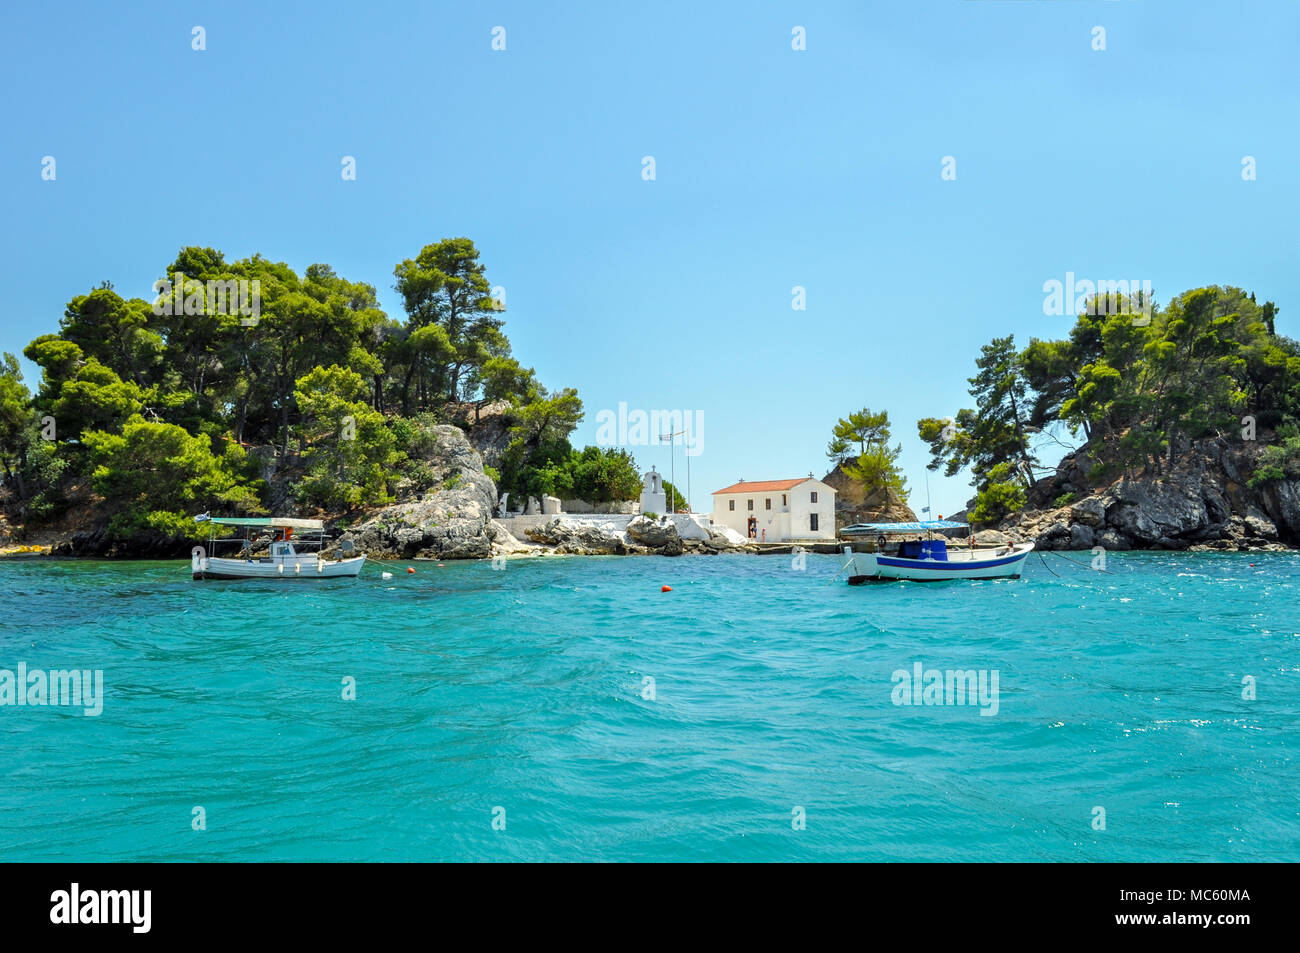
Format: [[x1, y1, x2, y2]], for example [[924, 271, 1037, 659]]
[[1247, 437, 1300, 488], [970, 462, 1027, 525], [392, 412, 441, 459]]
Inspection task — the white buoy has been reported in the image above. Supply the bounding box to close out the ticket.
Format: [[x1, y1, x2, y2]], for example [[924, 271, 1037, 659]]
[[278, 563, 284, 575], [381, 571, 393, 581]]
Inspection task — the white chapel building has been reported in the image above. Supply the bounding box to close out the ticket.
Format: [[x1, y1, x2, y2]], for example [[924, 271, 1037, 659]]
[[711, 477, 836, 542]]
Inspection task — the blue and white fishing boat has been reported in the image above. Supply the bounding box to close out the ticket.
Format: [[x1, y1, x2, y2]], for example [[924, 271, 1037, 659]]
[[839, 520, 1033, 583]]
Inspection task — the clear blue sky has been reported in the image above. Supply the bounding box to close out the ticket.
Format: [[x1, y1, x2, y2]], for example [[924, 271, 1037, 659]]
[[2, 0, 1296, 515]]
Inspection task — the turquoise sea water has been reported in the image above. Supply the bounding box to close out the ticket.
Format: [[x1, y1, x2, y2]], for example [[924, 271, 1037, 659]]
[[1, 551, 1297, 862]]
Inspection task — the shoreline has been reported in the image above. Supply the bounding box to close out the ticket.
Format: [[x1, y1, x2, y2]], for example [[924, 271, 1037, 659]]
[[4, 543, 1297, 562]]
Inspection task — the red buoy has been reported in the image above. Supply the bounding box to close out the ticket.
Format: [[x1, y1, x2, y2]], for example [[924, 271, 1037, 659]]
[[661, 585, 672, 592], [407, 567, 416, 574]]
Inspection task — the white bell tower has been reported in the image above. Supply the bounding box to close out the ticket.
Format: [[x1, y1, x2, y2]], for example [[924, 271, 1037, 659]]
[[639, 466, 667, 515]]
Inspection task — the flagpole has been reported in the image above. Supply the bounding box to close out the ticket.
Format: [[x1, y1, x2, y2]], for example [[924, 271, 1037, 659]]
[[660, 428, 686, 514], [924, 472, 932, 539]]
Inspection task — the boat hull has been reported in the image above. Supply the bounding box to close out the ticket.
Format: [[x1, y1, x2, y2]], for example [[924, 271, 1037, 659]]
[[847, 543, 1034, 582], [192, 554, 366, 580]]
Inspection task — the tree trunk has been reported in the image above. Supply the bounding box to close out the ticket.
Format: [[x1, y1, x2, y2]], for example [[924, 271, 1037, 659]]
[[1007, 386, 1035, 482], [2, 459, 25, 502], [278, 366, 291, 460], [401, 363, 416, 417], [280, 401, 290, 459], [235, 393, 250, 445]]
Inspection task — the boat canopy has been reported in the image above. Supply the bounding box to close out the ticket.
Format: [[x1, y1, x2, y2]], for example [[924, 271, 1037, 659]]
[[841, 520, 968, 535], [200, 516, 325, 531]]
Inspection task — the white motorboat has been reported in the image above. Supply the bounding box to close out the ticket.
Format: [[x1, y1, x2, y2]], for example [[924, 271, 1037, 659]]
[[190, 516, 365, 580], [840, 521, 1033, 582]]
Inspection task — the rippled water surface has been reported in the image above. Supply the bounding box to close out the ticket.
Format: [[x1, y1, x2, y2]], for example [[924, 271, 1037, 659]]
[[1, 551, 1297, 861]]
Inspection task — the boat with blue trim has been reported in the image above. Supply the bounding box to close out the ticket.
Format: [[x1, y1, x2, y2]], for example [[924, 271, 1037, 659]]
[[839, 520, 1033, 582]]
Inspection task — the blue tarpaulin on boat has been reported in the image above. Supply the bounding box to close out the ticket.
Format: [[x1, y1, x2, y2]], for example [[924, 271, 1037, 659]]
[[841, 520, 968, 534]]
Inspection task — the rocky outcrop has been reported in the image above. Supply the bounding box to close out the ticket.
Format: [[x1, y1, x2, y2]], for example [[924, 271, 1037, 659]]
[[631, 514, 756, 554], [822, 464, 918, 530], [52, 526, 195, 559], [525, 517, 645, 555], [463, 400, 513, 470], [1258, 479, 1300, 541], [625, 514, 683, 555], [351, 425, 503, 559], [515, 514, 749, 557], [997, 436, 1300, 551]]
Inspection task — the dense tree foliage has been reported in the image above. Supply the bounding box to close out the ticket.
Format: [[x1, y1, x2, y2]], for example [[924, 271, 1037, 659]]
[[0, 354, 35, 502], [0, 240, 596, 539], [920, 287, 1299, 524], [392, 238, 508, 411], [293, 364, 398, 508], [84, 417, 263, 538], [520, 445, 644, 505]]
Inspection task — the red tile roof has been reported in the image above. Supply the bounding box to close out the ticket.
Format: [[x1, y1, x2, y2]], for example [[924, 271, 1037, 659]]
[[712, 478, 810, 495]]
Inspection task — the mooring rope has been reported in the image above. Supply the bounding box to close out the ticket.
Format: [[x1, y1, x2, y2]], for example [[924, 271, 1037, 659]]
[[1041, 548, 1116, 575], [1037, 551, 1061, 577]]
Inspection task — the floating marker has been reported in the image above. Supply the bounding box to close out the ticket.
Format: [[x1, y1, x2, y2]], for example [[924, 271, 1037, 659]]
[[661, 585, 672, 592], [381, 572, 393, 580], [407, 567, 416, 574]]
